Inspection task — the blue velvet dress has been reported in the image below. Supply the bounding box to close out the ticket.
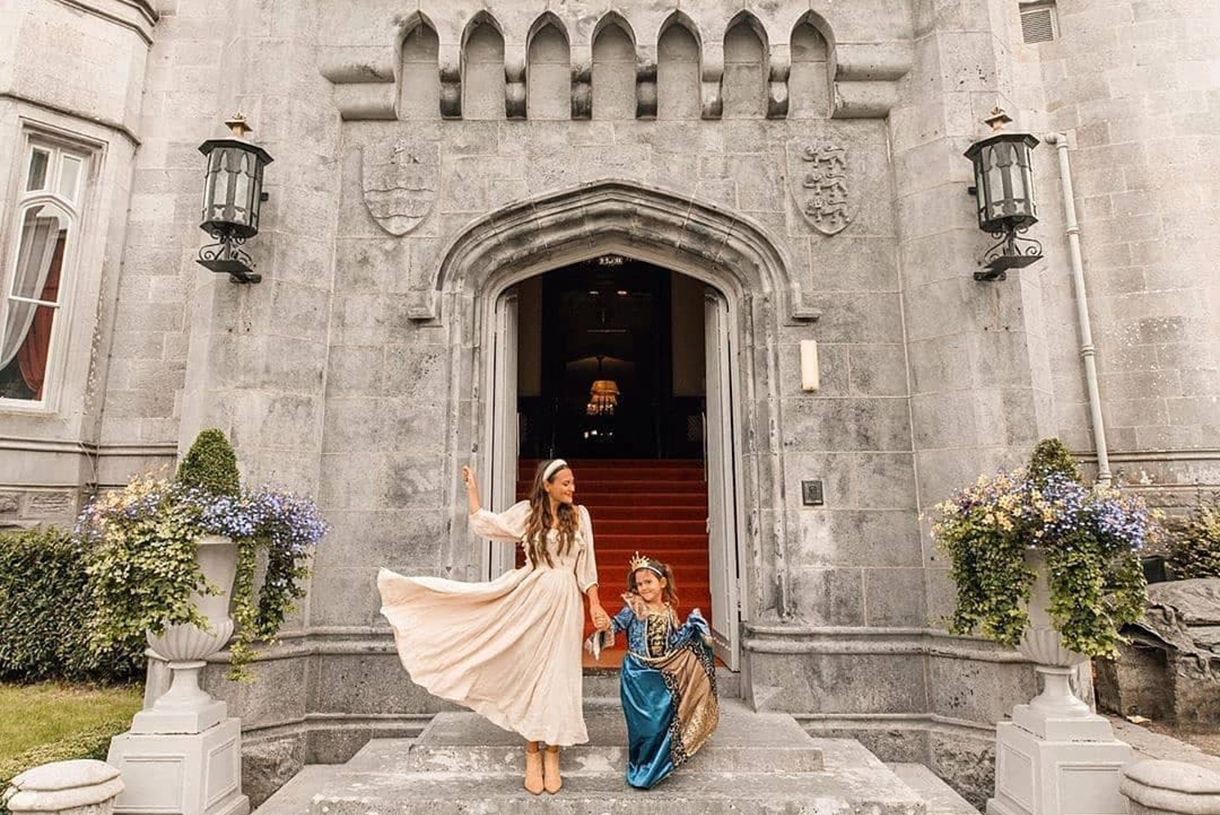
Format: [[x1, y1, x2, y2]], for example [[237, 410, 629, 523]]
[[611, 604, 720, 789]]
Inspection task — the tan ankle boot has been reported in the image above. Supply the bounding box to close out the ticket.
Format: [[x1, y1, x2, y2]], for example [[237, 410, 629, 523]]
[[524, 746, 544, 795], [543, 746, 562, 794]]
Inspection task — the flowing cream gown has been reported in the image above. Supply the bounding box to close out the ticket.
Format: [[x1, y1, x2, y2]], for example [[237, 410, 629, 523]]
[[377, 501, 598, 745]]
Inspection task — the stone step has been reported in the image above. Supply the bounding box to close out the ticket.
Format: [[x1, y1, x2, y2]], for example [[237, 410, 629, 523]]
[[887, 764, 980, 815], [308, 771, 925, 815], [258, 719, 934, 815], [348, 700, 821, 776]]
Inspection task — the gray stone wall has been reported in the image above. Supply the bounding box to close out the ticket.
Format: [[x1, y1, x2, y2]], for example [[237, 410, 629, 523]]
[[3, 0, 1219, 806], [1029, 0, 1220, 513]]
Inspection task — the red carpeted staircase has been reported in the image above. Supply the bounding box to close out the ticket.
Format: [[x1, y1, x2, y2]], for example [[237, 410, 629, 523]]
[[517, 459, 711, 646]]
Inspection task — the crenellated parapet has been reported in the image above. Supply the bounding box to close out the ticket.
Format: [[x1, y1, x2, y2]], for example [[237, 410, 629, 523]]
[[317, 1, 912, 122]]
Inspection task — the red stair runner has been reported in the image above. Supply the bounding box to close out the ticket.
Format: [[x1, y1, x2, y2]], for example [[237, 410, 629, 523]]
[[516, 459, 711, 645]]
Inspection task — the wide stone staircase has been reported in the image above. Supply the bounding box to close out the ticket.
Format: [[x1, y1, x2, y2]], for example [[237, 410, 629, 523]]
[[254, 458, 979, 815], [255, 673, 978, 815]]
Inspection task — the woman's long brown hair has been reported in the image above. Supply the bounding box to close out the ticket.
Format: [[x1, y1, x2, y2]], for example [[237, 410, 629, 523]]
[[521, 460, 578, 568]]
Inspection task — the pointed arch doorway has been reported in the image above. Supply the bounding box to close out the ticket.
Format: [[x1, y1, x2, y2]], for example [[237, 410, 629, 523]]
[[482, 254, 745, 670], [428, 180, 812, 673]]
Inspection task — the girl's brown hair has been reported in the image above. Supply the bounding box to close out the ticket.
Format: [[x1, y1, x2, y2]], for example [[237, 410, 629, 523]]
[[521, 459, 578, 567], [628, 559, 679, 612]]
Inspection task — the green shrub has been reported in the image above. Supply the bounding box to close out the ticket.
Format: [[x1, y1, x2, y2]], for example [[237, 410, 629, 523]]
[[1169, 493, 1220, 579], [0, 722, 128, 815], [0, 528, 141, 683], [176, 428, 240, 498], [1029, 437, 1082, 486]]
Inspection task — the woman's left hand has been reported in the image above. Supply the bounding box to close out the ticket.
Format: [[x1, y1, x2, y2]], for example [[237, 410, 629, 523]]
[[590, 605, 610, 631]]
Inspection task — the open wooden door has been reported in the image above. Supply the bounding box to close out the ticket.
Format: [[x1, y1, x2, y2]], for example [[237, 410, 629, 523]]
[[488, 290, 520, 579], [703, 289, 741, 670]]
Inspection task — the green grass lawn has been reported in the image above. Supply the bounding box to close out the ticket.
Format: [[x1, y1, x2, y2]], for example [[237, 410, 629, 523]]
[[0, 682, 143, 763]]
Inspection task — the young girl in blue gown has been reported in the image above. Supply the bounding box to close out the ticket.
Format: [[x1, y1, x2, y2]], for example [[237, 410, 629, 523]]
[[600, 553, 720, 789]]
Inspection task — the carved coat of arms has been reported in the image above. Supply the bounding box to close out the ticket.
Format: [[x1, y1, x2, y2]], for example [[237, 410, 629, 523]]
[[786, 141, 854, 235], [361, 140, 438, 236]]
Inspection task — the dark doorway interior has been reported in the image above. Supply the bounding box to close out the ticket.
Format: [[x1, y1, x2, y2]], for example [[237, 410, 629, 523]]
[[516, 256, 705, 460]]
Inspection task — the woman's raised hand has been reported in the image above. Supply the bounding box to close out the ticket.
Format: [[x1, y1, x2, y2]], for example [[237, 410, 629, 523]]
[[462, 466, 482, 515]]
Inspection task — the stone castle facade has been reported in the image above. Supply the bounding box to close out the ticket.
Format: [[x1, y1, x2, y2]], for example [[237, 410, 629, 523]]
[[2, 0, 1218, 803]]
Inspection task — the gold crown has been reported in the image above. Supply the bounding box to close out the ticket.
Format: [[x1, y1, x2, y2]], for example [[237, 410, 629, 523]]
[[629, 551, 656, 573]]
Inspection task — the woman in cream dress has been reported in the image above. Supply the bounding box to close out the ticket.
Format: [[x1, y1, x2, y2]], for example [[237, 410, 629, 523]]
[[377, 458, 610, 795]]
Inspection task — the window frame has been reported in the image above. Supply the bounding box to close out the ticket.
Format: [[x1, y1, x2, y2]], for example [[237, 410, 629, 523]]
[[0, 129, 94, 414]]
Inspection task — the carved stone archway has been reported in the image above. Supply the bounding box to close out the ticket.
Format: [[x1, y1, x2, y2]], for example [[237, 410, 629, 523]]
[[431, 179, 806, 620]]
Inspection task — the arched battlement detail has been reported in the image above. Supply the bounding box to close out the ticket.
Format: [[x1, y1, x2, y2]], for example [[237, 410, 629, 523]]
[[319, 2, 909, 120]]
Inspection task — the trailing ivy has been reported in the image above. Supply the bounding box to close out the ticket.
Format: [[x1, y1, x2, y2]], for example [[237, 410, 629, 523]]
[[933, 469, 1035, 648], [932, 439, 1155, 659], [188, 487, 323, 681], [76, 474, 215, 656]]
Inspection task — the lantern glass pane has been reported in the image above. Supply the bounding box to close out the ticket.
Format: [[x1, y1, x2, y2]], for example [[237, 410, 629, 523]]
[[987, 151, 1006, 224], [1017, 146, 1036, 218], [250, 166, 263, 231], [232, 152, 251, 227], [203, 151, 223, 224]]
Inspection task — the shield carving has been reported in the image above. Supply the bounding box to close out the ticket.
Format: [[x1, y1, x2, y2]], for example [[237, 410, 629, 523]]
[[361, 140, 438, 236], [786, 140, 855, 235]]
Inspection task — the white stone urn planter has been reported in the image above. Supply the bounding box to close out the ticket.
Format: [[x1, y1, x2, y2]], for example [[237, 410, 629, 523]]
[[131, 534, 236, 735], [988, 547, 1133, 815], [1014, 548, 1095, 730]]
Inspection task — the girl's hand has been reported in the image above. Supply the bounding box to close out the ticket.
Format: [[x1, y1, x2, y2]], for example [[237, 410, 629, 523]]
[[590, 605, 611, 631]]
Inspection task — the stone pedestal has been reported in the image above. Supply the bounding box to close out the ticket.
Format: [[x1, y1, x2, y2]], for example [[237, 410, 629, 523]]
[[988, 551, 1135, 815], [105, 535, 248, 815], [107, 719, 249, 815], [988, 713, 1133, 815]]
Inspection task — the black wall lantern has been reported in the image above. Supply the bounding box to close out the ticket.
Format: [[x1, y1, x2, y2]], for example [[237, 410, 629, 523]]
[[965, 107, 1042, 281], [196, 115, 272, 283]]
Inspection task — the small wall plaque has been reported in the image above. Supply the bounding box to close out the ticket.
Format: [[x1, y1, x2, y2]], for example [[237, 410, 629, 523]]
[[801, 480, 824, 506]]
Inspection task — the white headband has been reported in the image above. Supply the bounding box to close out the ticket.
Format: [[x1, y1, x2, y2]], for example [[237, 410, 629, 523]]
[[543, 459, 569, 482]]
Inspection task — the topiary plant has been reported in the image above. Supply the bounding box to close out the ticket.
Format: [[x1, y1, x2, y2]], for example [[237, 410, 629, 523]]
[[1029, 437, 1082, 486], [176, 428, 241, 497], [1169, 492, 1220, 579]]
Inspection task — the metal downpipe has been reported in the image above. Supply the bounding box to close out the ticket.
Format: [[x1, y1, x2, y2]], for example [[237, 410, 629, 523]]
[[1045, 132, 1112, 486]]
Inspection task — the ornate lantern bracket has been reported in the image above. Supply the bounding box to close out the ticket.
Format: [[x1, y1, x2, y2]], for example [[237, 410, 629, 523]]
[[965, 107, 1043, 281], [196, 115, 273, 284]]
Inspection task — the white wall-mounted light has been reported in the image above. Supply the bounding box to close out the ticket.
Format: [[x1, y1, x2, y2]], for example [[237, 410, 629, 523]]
[[800, 340, 820, 392]]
